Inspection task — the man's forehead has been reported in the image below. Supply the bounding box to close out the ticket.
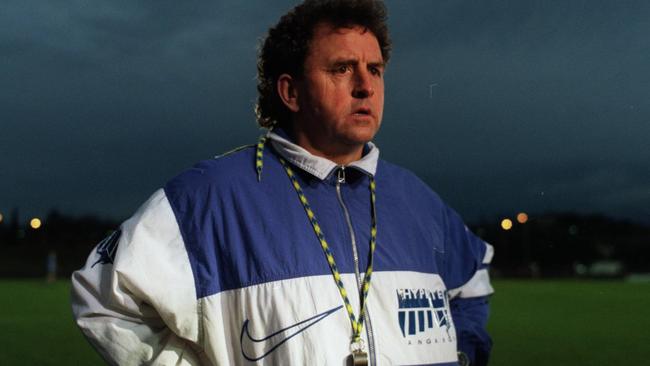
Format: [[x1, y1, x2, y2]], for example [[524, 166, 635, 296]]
[[309, 22, 383, 60]]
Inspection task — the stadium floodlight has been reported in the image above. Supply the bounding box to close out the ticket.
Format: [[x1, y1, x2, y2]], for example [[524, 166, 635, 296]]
[[516, 212, 529, 224], [30, 218, 42, 230], [501, 218, 513, 231]]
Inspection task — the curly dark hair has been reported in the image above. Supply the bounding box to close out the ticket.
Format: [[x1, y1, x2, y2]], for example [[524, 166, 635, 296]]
[[255, 0, 391, 129]]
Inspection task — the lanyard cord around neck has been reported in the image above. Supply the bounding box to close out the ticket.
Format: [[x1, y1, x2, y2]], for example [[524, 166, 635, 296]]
[[258, 135, 378, 348]]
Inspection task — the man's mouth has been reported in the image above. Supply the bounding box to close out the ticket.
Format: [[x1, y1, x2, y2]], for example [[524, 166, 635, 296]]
[[353, 107, 372, 116]]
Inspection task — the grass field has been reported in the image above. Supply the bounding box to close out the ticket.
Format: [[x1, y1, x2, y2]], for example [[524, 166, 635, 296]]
[[0, 280, 103, 365], [487, 280, 650, 366], [0, 279, 648, 365]]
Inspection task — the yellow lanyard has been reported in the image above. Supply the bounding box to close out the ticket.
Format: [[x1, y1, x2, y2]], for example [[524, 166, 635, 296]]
[[257, 135, 377, 349], [279, 156, 377, 347]]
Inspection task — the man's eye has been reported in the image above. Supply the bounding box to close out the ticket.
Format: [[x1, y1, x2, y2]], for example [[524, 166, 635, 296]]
[[370, 67, 382, 77], [335, 65, 350, 74]]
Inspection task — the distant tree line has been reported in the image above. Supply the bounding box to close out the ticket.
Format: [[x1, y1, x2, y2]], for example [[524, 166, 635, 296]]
[[1, 209, 648, 278], [0, 209, 118, 278], [473, 213, 650, 278]]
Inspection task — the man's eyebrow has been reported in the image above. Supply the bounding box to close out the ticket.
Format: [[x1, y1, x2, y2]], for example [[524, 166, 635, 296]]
[[329, 58, 385, 68], [330, 58, 358, 66]]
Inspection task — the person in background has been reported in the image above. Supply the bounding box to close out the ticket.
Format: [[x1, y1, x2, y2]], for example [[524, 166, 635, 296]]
[[46, 250, 57, 283]]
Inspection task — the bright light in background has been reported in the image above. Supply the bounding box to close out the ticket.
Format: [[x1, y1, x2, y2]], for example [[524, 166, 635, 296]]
[[517, 212, 529, 224], [30, 218, 42, 230], [501, 218, 513, 231]]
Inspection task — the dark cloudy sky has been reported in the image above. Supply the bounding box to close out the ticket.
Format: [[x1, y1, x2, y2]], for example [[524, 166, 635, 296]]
[[2, 0, 649, 225]]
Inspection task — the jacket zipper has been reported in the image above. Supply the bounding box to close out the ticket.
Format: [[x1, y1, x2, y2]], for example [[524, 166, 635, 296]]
[[336, 166, 377, 365]]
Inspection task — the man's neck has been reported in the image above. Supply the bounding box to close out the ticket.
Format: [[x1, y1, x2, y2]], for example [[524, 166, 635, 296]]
[[289, 128, 364, 166]]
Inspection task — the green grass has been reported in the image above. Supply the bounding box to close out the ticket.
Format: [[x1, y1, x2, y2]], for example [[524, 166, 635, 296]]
[[488, 280, 650, 366], [0, 280, 103, 366], [0, 279, 648, 365]]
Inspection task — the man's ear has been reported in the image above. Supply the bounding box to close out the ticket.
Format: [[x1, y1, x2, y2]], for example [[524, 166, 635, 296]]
[[277, 74, 300, 113]]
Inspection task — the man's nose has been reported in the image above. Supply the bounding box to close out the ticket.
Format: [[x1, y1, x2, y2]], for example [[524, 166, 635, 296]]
[[352, 68, 374, 99]]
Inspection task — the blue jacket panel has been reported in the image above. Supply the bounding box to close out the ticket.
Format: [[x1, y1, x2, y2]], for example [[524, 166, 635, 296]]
[[163, 142, 493, 365]]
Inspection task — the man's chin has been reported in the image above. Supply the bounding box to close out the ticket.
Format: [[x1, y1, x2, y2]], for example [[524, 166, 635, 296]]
[[338, 130, 378, 149], [343, 124, 379, 144]]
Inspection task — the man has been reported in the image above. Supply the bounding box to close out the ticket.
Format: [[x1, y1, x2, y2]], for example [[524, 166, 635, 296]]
[[72, 1, 494, 365]]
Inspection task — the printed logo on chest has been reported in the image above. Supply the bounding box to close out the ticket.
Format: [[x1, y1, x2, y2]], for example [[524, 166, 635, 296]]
[[396, 288, 456, 346]]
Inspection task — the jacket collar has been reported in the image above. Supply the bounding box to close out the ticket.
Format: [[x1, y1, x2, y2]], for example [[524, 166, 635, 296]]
[[266, 128, 379, 181]]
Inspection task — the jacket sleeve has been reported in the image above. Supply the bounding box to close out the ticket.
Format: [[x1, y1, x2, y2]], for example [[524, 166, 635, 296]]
[[442, 205, 494, 366], [71, 189, 207, 366]]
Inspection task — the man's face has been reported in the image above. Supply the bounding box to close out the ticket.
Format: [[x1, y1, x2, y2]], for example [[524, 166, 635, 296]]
[[293, 22, 385, 153]]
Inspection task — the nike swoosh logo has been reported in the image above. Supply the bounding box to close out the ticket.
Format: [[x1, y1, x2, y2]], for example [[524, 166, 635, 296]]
[[240, 305, 343, 361]]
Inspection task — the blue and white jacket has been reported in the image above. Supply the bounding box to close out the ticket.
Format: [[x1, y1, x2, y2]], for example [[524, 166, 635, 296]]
[[71, 130, 494, 366]]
